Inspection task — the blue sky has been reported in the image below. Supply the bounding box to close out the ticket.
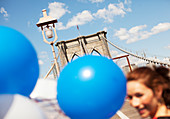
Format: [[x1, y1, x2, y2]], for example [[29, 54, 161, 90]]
[[0, 0, 170, 79]]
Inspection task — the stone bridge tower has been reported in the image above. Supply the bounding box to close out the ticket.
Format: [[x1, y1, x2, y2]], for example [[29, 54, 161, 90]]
[[55, 31, 111, 68]]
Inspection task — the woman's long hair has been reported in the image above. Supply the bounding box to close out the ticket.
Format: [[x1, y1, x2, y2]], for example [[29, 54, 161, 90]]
[[126, 66, 170, 108]]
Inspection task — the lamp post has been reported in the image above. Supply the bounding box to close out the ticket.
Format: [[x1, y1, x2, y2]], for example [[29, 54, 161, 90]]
[[36, 9, 60, 78]]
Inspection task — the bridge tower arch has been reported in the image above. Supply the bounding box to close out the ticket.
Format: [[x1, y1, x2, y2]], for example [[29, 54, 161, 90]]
[[55, 31, 111, 68]]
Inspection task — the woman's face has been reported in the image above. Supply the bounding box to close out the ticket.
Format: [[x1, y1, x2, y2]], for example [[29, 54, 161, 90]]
[[127, 81, 159, 118]]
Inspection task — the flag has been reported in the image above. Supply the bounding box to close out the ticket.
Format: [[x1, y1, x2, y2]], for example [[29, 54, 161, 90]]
[[76, 25, 79, 30]]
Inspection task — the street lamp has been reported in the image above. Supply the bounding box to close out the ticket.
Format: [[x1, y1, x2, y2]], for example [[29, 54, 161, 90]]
[[36, 9, 60, 78]]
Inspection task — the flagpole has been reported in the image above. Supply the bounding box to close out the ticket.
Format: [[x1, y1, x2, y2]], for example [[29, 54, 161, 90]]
[[76, 25, 84, 55], [77, 25, 81, 36]]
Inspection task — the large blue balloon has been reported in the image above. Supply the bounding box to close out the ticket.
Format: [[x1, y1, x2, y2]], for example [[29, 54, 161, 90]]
[[0, 26, 39, 97], [57, 55, 126, 119]]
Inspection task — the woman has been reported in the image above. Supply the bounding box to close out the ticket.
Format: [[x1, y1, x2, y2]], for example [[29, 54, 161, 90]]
[[126, 66, 170, 119]]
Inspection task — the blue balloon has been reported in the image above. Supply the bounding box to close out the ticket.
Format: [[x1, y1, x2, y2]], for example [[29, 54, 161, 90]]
[[57, 55, 126, 119], [0, 26, 39, 97]]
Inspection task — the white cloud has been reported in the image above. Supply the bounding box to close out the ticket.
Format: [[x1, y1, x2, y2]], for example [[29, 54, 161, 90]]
[[124, 0, 132, 5], [48, 2, 70, 19], [93, 2, 130, 23], [89, 0, 105, 3], [114, 23, 170, 44], [78, 0, 88, 3], [129, 25, 147, 34], [0, 7, 9, 20], [78, 0, 104, 3], [151, 23, 170, 34], [49, 1, 131, 30], [164, 44, 170, 49], [124, 0, 132, 12], [55, 21, 67, 30], [38, 60, 44, 65], [114, 28, 130, 40], [125, 8, 132, 12], [66, 10, 94, 29], [103, 27, 107, 32], [52, 7, 93, 30]]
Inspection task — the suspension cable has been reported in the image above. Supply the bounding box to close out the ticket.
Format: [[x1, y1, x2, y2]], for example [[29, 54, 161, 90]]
[[99, 35, 170, 67]]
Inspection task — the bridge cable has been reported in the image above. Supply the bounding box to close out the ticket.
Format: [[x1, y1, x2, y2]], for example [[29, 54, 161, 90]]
[[99, 35, 170, 67]]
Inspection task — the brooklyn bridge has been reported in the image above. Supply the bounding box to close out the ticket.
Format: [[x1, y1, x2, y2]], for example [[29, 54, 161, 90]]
[[33, 31, 169, 119]]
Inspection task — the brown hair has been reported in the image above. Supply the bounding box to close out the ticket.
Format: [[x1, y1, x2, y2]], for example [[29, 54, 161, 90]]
[[126, 66, 170, 108]]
